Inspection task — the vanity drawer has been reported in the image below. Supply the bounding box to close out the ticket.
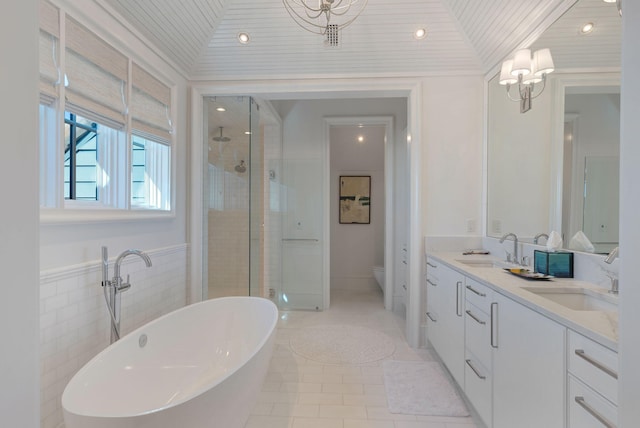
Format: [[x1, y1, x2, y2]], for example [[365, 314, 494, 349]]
[[568, 330, 618, 405], [465, 302, 492, 368], [426, 257, 440, 281], [464, 277, 493, 312], [568, 375, 617, 428], [464, 351, 492, 426]]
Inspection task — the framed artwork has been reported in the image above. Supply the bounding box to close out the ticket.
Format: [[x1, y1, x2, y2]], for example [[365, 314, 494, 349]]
[[339, 175, 371, 224]]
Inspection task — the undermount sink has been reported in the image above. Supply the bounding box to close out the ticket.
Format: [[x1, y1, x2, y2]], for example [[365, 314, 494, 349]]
[[522, 286, 618, 312]]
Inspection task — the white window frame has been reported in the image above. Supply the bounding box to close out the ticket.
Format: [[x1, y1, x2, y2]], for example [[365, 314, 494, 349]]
[[39, 6, 175, 223]]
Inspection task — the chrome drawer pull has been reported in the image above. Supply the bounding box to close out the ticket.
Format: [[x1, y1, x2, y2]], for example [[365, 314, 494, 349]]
[[465, 310, 486, 325], [575, 349, 618, 379], [490, 302, 498, 349], [575, 396, 616, 428], [426, 261, 437, 268], [426, 312, 437, 322], [465, 359, 486, 380], [456, 281, 462, 317], [466, 285, 486, 297], [426, 278, 437, 287]]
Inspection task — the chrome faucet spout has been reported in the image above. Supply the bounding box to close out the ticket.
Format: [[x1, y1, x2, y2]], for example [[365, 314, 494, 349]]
[[604, 246, 619, 264], [113, 249, 153, 281], [533, 233, 549, 245], [500, 232, 519, 265]]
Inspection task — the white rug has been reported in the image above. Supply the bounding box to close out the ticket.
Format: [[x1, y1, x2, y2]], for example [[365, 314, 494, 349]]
[[289, 324, 395, 364], [383, 360, 469, 417]]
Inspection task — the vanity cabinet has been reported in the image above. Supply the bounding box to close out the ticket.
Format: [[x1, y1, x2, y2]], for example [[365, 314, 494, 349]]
[[492, 292, 566, 428], [425, 257, 465, 387], [425, 254, 619, 428], [463, 278, 494, 426], [567, 330, 618, 427]]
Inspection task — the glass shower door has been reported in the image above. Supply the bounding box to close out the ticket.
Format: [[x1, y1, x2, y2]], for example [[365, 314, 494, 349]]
[[203, 96, 254, 299]]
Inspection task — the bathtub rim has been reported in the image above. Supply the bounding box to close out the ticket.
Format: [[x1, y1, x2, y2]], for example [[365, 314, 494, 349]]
[[61, 295, 279, 419]]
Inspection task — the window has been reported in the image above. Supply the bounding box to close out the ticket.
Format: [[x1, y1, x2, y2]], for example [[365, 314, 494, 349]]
[[38, 2, 173, 216], [131, 135, 171, 210], [64, 112, 98, 200]]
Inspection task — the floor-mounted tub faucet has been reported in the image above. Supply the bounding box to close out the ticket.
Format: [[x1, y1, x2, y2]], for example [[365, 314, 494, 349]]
[[102, 247, 152, 343], [500, 232, 519, 265]]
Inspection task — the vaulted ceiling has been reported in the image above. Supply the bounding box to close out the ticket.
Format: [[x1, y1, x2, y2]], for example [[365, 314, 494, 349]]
[[102, 0, 620, 81]]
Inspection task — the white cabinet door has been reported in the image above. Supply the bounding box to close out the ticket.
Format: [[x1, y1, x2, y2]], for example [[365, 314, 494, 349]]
[[427, 262, 465, 388], [492, 292, 566, 428]]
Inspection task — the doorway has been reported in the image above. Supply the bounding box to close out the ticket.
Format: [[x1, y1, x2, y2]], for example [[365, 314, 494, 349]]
[[326, 116, 399, 312]]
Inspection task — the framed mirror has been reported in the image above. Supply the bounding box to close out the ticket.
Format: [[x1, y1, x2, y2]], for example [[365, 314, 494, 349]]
[[486, 0, 621, 254]]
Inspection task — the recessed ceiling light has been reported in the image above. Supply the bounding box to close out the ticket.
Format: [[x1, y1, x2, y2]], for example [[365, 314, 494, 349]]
[[357, 135, 365, 143], [414, 28, 427, 40], [238, 32, 250, 44], [580, 22, 594, 34], [244, 131, 252, 135], [602, 0, 616, 3], [216, 107, 226, 112]]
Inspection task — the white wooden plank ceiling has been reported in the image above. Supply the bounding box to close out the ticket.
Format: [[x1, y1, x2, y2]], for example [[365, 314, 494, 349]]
[[102, 0, 621, 80]]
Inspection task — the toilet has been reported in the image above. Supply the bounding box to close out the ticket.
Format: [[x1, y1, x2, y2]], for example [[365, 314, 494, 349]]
[[373, 266, 385, 291]]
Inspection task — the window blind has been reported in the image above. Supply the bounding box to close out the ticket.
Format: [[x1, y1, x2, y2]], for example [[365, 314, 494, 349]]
[[131, 63, 172, 142], [65, 17, 128, 126], [39, 0, 59, 102]]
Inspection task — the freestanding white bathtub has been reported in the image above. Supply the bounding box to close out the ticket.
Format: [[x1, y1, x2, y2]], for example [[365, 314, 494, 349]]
[[62, 296, 278, 428]]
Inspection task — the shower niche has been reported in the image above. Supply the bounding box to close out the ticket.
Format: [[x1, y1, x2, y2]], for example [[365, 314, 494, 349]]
[[203, 96, 283, 302]]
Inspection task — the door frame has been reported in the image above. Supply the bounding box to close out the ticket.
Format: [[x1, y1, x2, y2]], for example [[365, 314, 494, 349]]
[[190, 78, 423, 347], [324, 116, 395, 311]]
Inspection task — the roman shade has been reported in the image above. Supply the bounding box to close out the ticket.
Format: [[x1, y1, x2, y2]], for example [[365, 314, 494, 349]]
[[39, 0, 59, 102], [65, 17, 128, 126], [131, 63, 173, 142]]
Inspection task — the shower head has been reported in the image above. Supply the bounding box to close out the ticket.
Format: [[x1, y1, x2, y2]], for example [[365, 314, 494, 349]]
[[212, 126, 231, 142], [235, 160, 247, 173]]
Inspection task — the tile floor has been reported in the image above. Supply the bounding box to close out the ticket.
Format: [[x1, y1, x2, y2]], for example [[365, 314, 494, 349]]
[[245, 288, 480, 428]]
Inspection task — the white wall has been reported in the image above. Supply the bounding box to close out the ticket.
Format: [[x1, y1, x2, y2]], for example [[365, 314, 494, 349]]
[[330, 125, 386, 292], [36, 2, 191, 427], [618, 0, 640, 425], [0, 0, 40, 426], [421, 76, 485, 238]]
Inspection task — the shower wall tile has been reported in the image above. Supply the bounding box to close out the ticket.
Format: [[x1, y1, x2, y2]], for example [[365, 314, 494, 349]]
[[39, 245, 188, 428]]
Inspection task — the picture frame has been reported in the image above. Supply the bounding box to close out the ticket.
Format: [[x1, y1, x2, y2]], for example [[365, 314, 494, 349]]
[[339, 175, 371, 224]]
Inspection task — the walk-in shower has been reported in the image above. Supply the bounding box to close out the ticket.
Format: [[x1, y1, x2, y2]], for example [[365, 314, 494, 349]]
[[202, 96, 282, 302]]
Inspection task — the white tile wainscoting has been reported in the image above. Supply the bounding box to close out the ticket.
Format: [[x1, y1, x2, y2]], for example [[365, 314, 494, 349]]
[[39, 244, 188, 428]]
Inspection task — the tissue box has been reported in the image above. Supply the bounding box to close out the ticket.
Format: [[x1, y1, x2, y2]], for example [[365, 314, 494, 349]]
[[534, 250, 574, 278]]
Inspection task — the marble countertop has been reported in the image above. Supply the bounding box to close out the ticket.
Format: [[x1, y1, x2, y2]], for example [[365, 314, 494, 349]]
[[426, 252, 618, 351]]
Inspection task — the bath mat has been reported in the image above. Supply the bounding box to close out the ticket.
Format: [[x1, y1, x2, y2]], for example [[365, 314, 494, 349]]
[[383, 360, 469, 417], [289, 324, 395, 364]]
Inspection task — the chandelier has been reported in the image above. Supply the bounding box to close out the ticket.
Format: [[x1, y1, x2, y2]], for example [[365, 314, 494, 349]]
[[282, 0, 368, 36]]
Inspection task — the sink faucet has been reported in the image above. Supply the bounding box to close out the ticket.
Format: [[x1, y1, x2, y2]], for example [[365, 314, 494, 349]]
[[604, 246, 619, 264], [533, 233, 549, 245], [604, 247, 619, 294], [500, 233, 519, 265]]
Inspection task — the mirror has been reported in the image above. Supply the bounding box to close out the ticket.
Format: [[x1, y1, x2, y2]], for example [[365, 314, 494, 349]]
[[487, 0, 621, 254]]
